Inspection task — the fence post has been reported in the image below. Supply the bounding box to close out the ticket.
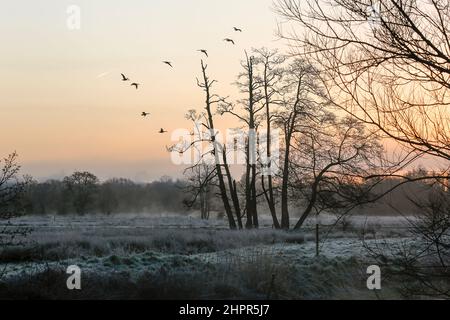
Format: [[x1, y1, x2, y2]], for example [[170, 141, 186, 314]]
[[315, 222, 320, 257]]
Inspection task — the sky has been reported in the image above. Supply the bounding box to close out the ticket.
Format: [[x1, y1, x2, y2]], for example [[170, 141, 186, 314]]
[[0, 0, 281, 182]]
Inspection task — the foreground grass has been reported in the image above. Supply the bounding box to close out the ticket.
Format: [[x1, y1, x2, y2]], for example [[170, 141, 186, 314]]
[[0, 215, 410, 299], [0, 228, 309, 264], [0, 253, 383, 300]]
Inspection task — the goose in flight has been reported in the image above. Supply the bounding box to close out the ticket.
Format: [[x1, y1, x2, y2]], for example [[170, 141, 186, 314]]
[[233, 27, 243, 32], [223, 38, 235, 45], [141, 112, 150, 117], [159, 128, 168, 134], [198, 49, 208, 57], [121, 73, 130, 81], [131, 83, 140, 90], [163, 61, 173, 68]]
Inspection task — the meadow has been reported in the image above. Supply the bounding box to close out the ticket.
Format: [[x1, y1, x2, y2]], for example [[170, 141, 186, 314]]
[[0, 213, 413, 299]]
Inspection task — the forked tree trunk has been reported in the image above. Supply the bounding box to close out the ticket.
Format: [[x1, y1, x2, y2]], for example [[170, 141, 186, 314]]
[[222, 147, 243, 229], [201, 61, 237, 229], [244, 55, 259, 229], [280, 133, 292, 229], [263, 62, 280, 229]]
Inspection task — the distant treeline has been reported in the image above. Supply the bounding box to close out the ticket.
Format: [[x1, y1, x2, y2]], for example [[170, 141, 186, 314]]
[[22, 172, 189, 216], [18, 169, 446, 217]]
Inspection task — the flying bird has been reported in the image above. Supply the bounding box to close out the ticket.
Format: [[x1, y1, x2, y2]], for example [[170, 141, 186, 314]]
[[198, 49, 208, 57], [233, 27, 243, 32], [223, 38, 235, 45], [141, 112, 150, 117], [121, 73, 130, 81], [131, 83, 140, 90], [159, 128, 168, 134], [163, 61, 173, 68]]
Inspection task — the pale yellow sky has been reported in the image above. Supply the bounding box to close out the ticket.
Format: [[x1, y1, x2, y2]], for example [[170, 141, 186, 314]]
[[0, 0, 279, 181]]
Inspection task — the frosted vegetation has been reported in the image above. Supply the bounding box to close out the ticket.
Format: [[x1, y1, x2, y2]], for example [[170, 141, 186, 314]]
[[0, 214, 414, 299]]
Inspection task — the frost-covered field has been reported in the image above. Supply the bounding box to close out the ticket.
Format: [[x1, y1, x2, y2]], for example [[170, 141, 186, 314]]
[[0, 214, 414, 299]]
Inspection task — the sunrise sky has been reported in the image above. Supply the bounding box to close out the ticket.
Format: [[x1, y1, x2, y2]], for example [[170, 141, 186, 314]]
[[0, 0, 279, 181]]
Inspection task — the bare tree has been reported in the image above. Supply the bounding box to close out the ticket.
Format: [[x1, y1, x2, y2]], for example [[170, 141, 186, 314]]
[[364, 181, 450, 298], [63, 171, 99, 215], [289, 116, 384, 229], [275, 0, 450, 164], [219, 52, 267, 229], [237, 52, 264, 229], [0, 153, 26, 221], [255, 48, 286, 229], [275, 0, 450, 296], [0, 152, 31, 252], [177, 51, 383, 233], [184, 162, 216, 220], [274, 58, 326, 229], [173, 61, 238, 229]]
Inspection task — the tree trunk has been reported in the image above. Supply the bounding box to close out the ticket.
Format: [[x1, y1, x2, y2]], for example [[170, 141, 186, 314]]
[[222, 147, 243, 229], [281, 132, 292, 229], [294, 165, 332, 230], [263, 63, 280, 229], [251, 162, 259, 228], [245, 150, 253, 228], [201, 61, 237, 229]]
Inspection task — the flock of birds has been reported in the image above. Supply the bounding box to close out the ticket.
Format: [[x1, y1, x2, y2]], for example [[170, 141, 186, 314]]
[[118, 27, 244, 134]]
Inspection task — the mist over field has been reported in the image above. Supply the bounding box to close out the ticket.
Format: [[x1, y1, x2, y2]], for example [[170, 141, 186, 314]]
[[1, 0, 450, 301], [0, 213, 417, 299]]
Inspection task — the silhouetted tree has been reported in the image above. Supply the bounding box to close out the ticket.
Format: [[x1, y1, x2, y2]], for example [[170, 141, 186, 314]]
[[63, 171, 99, 215], [274, 58, 326, 229], [171, 61, 238, 229], [365, 181, 450, 299], [276, 0, 450, 294], [219, 49, 285, 229], [0, 152, 31, 251], [256, 48, 285, 229], [0, 153, 28, 221], [275, 0, 450, 164], [184, 163, 216, 220], [289, 116, 383, 229], [225, 52, 264, 229]]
